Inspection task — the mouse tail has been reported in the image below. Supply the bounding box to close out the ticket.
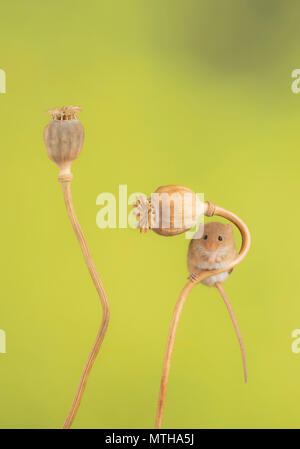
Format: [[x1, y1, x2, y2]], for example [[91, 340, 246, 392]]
[[215, 281, 247, 384]]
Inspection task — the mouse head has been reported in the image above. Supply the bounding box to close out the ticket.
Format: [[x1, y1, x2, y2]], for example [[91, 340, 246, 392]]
[[196, 222, 235, 253]]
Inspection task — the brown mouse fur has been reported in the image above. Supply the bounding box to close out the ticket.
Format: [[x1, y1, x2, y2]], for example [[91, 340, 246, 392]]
[[187, 222, 237, 286]]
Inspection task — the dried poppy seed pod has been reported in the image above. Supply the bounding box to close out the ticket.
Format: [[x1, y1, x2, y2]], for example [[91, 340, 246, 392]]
[[134, 185, 205, 236], [43, 105, 84, 174], [43, 105, 110, 429]]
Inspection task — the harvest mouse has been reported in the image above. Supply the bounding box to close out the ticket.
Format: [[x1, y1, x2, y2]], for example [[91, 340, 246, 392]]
[[187, 222, 237, 286], [187, 221, 247, 383]]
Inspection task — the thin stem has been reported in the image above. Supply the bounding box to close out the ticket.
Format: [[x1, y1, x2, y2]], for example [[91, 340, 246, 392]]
[[60, 180, 110, 429], [155, 281, 195, 429], [215, 282, 247, 383], [155, 204, 250, 429]]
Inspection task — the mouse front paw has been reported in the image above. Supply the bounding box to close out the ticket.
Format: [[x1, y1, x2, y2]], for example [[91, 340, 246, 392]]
[[188, 272, 200, 283]]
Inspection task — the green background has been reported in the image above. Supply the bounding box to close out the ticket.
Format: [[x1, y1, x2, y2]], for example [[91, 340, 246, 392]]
[[0, 0, 299, 429]]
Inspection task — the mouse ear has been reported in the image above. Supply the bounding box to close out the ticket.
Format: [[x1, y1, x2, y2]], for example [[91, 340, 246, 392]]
[[227, 223, 234, 232]]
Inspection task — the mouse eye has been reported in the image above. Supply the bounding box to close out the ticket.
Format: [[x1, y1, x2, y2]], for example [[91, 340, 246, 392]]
[[203, 234, 208, 240], [218, 235, 223, 241]]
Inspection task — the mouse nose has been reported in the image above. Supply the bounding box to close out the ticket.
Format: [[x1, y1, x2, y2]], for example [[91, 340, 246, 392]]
[[205, 242, 218, 252]]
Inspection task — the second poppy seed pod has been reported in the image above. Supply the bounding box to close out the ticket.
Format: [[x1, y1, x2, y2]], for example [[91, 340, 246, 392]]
[[43, 105, 84, 172], [135, 185, 204, 236]]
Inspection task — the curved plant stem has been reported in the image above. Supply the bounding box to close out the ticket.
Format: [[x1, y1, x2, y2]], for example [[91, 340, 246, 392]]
[[215, 282, 247, 383], [155, 281, 195, 429], [59, 178, 110, 429], [155, 203, 250, 429]]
